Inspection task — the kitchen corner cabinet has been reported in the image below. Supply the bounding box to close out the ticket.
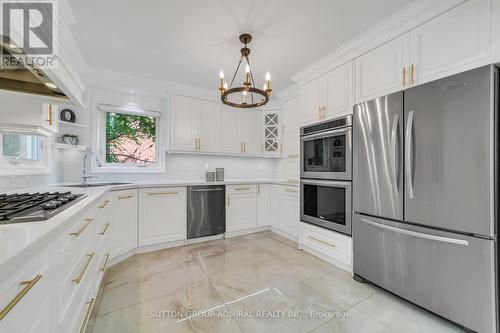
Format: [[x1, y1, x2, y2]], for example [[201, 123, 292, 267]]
[[226, 185, 257, 232], [221, 106, 260, 155], [257, 184, 271, 226], [138, 187, 187, 246], [170, 94, 220, 153], [300, 61, 353, 126], [110, 189, 138, 258], [261, 111, 282, 157], [355, 0, 491, 103]]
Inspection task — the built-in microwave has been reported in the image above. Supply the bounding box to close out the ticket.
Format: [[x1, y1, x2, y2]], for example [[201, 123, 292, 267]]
[[300, 116, 352, 181], [300, 179, 352, 235]]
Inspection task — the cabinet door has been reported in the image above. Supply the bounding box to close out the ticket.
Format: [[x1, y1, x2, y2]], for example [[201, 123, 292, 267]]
[[139, 187, 186, 246], [198, 100, 221, 152], [283, 97, 299, 136], [257, 184, 270, 226], [355, 34, 409, 103], [221, 106, 241, 153], [324, 61, 353, 117], [300, 80, 321, 125], [239, 110, 260, 155], [409, 0, 491, 86], [111, 189, 138, 258], [171, 95, 196, 151], [284, 134, 300, 159], [283, 157, 300, 181], [42, 103, 59, 133], [262, 111, 281, 157], [279, 189, 299, 237], [226, 193, 257, 232]]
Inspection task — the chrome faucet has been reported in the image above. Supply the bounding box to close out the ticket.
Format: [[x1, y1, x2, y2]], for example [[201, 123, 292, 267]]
[[81, 151, 102, 184]]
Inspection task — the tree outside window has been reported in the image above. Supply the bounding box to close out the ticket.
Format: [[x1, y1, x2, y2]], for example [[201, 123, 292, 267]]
[[105, 112, 157, 164]]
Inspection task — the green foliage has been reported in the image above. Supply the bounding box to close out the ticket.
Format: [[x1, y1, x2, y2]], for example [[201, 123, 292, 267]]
[[105, 112, 156, 163]]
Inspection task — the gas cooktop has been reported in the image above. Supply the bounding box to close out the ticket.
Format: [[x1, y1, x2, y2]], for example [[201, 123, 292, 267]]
[[0, 191, 87, 224]]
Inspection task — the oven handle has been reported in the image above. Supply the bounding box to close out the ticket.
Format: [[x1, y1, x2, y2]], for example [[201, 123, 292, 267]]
[[300, 127, 351, 141], [300, 179, 351, 188]]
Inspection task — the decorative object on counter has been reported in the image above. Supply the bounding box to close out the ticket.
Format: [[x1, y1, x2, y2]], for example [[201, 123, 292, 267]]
[[205, 171, 215, 182], [60, 109, 76, 123], [218, 33, 272, 109], [216, 168, 224, 181], [59, 134, 79, 146]]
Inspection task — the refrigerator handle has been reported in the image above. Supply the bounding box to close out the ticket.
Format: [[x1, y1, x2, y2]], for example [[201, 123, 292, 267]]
[[390, 114, 400, 196], [405, 110, 415, 199]]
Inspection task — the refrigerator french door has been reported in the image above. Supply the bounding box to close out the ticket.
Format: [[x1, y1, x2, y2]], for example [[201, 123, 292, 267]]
[[353, 65, 498, 333]]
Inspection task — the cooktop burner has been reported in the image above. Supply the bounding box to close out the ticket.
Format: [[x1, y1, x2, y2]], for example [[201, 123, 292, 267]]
[[0, 191, 87, 224]]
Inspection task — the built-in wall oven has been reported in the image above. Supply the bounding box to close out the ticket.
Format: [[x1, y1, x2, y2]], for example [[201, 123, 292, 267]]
[[300, 115, 353, 235], [300, 179, 352, 235], [300, 116, 352, 180]]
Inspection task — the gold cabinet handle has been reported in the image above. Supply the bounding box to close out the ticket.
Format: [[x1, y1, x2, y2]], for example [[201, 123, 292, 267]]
[[285, 189, 298, 193], [227, 196, 230, 207], [99, 223, 110, 236], [199, 138, 202, 150], [100, 253, 110, 272], [0, 274, 42, 320], [234, 187, 251, 191], [402, 67, 407, 87], [287, 179, 299, 184], [309, 236, 336, 249], [118, 195, 133, 200], [72, 252, 95, 284], [410, 64, 415, 85], [98, 200, 109, 209], [46, 104, 53, 126], [147, 191, 178, 196], [288, 154, 299, 158], [70, 218, 94, 237], [79, 298, 95, 333]]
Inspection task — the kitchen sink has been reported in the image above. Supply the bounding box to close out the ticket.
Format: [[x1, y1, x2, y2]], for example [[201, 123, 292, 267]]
[[61, 182, 131, 188]]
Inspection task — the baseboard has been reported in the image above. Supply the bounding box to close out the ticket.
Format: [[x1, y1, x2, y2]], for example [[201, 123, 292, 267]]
[[300, 244, 353, 274], [224, 225, 271, 238], [109, 239, 186, 266], [270, 226, 298, 242]]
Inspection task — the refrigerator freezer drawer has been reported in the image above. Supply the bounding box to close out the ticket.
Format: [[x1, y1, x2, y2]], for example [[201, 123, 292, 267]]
[[353, 214, 496, 333]]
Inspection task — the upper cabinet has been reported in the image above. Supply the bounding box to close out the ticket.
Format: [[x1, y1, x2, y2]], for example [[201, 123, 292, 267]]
[[355, 0, 492, 103], [221, 106, 261, 155], [300, 61, 353, 126], [408, 0, 491, 86], [239, 110, 260, 155], [283, 96, 299, 137], [170, 94, 220, 153], [355, 35, 409, 103], [261, 110, 282, 157]]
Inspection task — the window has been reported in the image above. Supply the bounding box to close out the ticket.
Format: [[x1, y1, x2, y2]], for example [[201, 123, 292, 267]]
[[95, 103, 163, 172], [0, 133, 49, 175], [105, 112, 156, 164]]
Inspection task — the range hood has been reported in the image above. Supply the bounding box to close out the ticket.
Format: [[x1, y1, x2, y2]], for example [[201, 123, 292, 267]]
[[0, 43, 68, 99]]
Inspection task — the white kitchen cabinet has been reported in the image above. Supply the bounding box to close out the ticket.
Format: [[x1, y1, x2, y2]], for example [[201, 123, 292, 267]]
[[323, 61, 353, 118], [355, 34, 409, 103], [283, 96, 300, 136], [110, 189, 138, 258], [409, 0, 491, 86], [239, 110, 260, 155], [221, 106, 241, 153], [139, 187, 187, 246], [170, 94, 220, 153], [226, 186, 257, 232], [300, 61, 353, 125], [261, 111, 281, 157], [284, 134, 300, 159], [277, 186, 299, 237], [283, 157, 300, 181], [221, 106, 260, 155], [257, 184, 271, 226]]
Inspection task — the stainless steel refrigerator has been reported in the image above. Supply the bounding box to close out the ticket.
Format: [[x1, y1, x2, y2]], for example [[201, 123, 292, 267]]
[[353, 65, 497, 333]]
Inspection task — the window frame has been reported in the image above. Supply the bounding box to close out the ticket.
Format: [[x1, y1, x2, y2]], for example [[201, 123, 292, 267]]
[[93, 102, 165, 173], [0, 131, 51, 175]]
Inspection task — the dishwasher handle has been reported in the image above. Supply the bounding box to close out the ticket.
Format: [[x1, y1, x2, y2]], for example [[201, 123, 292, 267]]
[[190, 187, 224, 192]]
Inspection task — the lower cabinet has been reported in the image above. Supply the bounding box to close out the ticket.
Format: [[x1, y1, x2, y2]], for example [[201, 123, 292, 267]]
[[256, 184, 271, 226], [273, 185, 300, 237], [138, 187, 187, 246], [110, 189, 138, 258], [226, 185, 257, 232]]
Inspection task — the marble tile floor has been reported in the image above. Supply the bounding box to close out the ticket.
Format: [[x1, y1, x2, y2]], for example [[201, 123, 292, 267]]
[[88, 231, 465, 333]]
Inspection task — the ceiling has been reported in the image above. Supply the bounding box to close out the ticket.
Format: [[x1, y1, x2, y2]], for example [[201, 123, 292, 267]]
[[68, 0, 416, 93]]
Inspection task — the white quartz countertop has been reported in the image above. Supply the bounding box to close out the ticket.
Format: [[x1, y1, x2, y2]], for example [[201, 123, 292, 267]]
[[0, 179, 298, 275]]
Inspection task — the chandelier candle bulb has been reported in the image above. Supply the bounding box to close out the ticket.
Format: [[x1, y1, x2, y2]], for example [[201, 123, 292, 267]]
[[219, 70, 225, 92], [245, 64, 251, 86]]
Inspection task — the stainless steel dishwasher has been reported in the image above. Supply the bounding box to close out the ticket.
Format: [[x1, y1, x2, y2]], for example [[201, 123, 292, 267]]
[[187, 186, 226, 239]]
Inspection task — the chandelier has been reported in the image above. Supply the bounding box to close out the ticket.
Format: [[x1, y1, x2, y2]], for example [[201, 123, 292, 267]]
[[218, 33, 272, 109]]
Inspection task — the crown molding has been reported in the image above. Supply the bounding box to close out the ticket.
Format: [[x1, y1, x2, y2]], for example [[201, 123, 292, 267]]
[[291, 0, 467, 85], [277, 84, 299, 101]]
